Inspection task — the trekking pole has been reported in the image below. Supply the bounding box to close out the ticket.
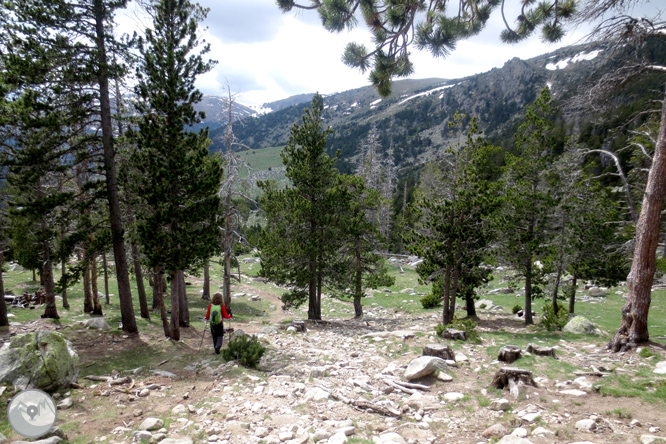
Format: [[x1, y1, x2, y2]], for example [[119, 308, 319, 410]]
[[199, 320, 208, 351]]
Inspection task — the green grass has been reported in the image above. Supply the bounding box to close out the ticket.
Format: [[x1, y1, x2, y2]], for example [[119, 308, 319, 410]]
[[237, 146, 285, 176]]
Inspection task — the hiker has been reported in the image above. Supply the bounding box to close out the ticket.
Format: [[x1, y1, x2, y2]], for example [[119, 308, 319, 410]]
[[205, 292, 232, 354]]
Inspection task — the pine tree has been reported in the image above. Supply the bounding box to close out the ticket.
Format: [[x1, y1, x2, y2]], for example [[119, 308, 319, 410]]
[[405, 115, 499, 324], [1, 0, 139, 333], [127, 0, 221, 340], [258, 94, 340, 320], [330, 175, 394, 318], [494, 87, 560, 325], [278, 0, 575, 96]]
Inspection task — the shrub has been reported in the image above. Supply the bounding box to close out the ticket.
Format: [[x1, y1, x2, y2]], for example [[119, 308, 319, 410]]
[[221, 334, 267, 369], [512, 304, 522, 315], [435, 318, 481, 343], [540, 302, 569, 331], [420, 292, 442, 309]]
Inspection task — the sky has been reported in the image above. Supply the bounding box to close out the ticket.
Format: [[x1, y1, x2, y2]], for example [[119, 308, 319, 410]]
[[117, 0, 663, 108]]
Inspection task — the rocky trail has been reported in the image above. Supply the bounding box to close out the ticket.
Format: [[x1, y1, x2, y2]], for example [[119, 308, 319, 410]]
[[9, 309, 664, 444]]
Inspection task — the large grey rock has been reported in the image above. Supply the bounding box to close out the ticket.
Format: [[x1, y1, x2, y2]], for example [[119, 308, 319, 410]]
[[0, 332, 79, 391], [563, 316, 602, 335], [482, 424, 508, 438], [83, 317, 111, 330], [587, 287, 608, 297], [654, 361, 666, 374], [404, 356, 448, 381]]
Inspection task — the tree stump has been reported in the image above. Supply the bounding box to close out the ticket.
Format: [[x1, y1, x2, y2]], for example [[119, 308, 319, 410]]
[[526, 343, 556, 358], [497, 345, 522, 363], [440, 328, 466, 341], [423, 343, 455, 361], [291, 320, 307, 332], [491, 367, 537, 398]]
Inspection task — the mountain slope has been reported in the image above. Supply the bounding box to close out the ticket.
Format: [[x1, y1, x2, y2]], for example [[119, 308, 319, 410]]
[[207, 41, 651, 175]]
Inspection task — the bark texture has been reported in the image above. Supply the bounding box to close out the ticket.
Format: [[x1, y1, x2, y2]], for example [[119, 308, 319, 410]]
[[608, 88, 666, 352]]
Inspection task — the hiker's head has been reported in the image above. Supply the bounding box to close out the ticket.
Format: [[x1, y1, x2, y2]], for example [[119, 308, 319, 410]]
[[212, 292, 223, 305]]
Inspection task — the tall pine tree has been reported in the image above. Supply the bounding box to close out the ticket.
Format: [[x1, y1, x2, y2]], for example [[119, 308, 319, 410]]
[[127, 0, 221, 340]]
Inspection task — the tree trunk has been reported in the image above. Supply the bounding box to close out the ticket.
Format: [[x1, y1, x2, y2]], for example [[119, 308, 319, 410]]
[[93, 0, 136, 334], [0, 251, 8, 327], [60, 229, 69, 309], [82, 251, 93, 314], [308, 255, 320, 320], [524, 258, 534, 325], [41, 226, 59, 319], [223, 194, 232, 310], [552, 263, 562, 315], [202, 259, 210, 300], [178, 270, 189, 327], [32, 268, 36, 282], [154, 267, 171, 338], [131, 243, 150, 319], [608, 88, 666, 352], [353, 252, 363, 318], [61, 256, 69, 309], [169, 271, 180, 340], [102, 252, 110, 304], [442, 264, 452, 325], [90, 254, 103, 315], [569, 270, 577, 314], [465, 293, 477, 318]]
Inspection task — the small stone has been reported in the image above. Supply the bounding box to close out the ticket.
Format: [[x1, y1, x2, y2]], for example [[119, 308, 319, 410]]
[[631, 419, 642, 427], [57, 397, 73, 410], [134, 431, 152, 443], [436, 372, 453, 382], [511, 427, 528, 437], [254, 427, 269, 438], [530, 427, 554, 436], [654, 361, 666, 374], [327, 431, 348, 444], [575, 419, 596, 432], [444, 392, 464, 402], [171, 404, 187, 414], [138, 389, 150, 397], [559, 389, 587, 396], [482, 424, 508, 438], [489, 398, 511, 411], [138, 417, 163, 431]]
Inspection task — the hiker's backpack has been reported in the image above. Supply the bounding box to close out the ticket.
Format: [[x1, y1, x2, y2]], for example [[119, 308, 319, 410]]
[[210, 304, 222, 326]]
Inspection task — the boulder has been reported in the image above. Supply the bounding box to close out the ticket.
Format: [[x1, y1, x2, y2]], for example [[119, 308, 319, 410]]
[[138, 417, 163, 431], [475, 299, 495, 309], [83, 317, 111, 330], [563, 316, 602, 335], [0, 332, 79, 391], [587, 287, 608, 297], [404, 356, 448, 381]]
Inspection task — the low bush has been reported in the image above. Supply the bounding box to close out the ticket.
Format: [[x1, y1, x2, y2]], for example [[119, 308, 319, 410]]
[[512, 304, 522, 315], [221, 334, 267, 368], [540, 302, 569, 331], [420, 292, 442, 309]]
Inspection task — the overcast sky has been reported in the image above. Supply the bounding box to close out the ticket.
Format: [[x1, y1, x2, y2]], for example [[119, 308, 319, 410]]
[[117, 0, 662, 107]]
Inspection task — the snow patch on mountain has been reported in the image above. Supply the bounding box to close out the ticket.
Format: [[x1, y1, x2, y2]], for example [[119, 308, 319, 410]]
[[398, 84, 454, 104], [546, 50, 603, 70]]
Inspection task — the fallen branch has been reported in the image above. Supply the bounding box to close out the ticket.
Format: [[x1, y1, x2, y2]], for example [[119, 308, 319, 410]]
[[85, 375, 112, 382], [329, 389, 401, 418], [384, 380, 415, 395], [109, 376, 132, 386], [386, 379, 430, 391]]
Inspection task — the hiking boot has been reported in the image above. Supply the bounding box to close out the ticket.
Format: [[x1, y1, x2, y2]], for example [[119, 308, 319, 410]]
[[215, 347, 220, 354]]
